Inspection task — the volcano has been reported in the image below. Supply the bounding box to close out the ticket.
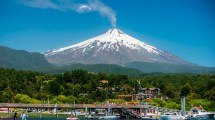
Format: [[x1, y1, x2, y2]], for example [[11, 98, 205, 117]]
[[44, 28, 193, 66]]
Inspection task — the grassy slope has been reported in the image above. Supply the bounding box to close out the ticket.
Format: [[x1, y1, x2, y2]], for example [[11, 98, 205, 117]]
[[0, 46, 54, 70]]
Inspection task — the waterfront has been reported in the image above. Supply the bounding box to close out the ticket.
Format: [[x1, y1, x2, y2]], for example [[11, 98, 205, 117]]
[[1, 117, 215, 120], [1, 111, 214, 120]]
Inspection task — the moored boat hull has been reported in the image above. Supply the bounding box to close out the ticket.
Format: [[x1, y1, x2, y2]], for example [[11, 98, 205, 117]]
[[66, 116, 79, 120]]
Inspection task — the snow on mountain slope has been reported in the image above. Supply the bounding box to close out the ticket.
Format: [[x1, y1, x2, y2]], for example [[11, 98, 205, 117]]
[[44, 28, 192, 66]]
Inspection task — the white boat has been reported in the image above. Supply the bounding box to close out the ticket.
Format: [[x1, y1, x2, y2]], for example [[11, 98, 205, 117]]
[[87, 111, 104, 119], [161, 112, 186, 120], [141, 115, 161, 120], [98, 104, 120, 119], [98, 115, 120, 119], [188, 108, 215, 118], [66, 116, 79, 120], [140, 109, 161, 119]]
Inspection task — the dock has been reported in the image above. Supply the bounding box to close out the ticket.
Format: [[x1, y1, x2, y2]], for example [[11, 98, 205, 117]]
[[0, 103, 151, 109], [0, 103, 160, 119]]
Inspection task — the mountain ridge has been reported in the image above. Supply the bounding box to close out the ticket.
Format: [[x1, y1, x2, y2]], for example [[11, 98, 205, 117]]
[[44, 28, 194, 66], [45, 63, 144, 75], [0, 46, 54, 70], [0, 46, 214, 74], [125, 61, 215, 73], [0, 46, 144, 75]]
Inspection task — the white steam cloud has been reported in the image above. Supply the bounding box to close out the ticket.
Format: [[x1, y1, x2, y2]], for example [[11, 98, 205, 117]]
[[19, 0, 116, 27]]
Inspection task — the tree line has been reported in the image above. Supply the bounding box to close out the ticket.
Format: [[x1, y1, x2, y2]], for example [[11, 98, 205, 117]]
[[0, 68, 214, 111]]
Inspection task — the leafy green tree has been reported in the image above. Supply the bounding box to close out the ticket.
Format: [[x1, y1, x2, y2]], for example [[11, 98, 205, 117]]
[[151, 98, 166, 107], [76, 96, 88, 104], [0, 67, 215, 110], [82, 83, 93, 93], [0, 91, 9, 103], [204, 86, 215, 101], [47, 80, 62, 96], [164, 101, 180, 109], [186, 93, 201, 102], [164, 84, 177, 98], [66, 96, 76, 104], [180, 83, 192, 97], [63, 83, 74, 96], [50, 95, 67, 104], [58, 95, 68, 103], [74, 84, 81, 96], [189, 99, 212, 110], [30, 99, 41, 104], [206, 80, 215, 90], [14, 94, 31, 103]]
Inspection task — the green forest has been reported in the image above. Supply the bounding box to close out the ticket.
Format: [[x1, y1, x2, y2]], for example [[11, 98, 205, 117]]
[[0, 68, 214, 111]]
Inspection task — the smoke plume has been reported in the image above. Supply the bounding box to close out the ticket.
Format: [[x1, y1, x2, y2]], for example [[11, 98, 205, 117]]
[[19, 0, 117, 27]]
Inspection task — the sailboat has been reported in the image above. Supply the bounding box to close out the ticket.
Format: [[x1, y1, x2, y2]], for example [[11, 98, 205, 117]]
[[66, 107, 79, 120], [66, 116, 79, 120], [67, 92, 79, 120]]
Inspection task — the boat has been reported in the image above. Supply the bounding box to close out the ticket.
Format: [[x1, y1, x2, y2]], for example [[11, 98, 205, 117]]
[[66, 116, 79, 120], [161, 112, 187, 120], [98, 104, 120, 119], [98, 113, 120, 119], [98, 115, 120, 119], [188, 107, 215, 118], [140, 108, 161, 120], [141, 115, 161, 120], [67, 87, 79, 120], [87, 110, 104, 119]]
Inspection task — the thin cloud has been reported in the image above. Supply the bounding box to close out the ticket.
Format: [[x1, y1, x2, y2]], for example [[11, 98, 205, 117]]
[[79, 4, 92, 11], [20, 0, 58, 9], [18, 0, 116, 27]]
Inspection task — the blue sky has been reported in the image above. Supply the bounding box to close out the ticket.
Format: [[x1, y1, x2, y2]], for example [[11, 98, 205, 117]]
[[0, 0, 215, 67]]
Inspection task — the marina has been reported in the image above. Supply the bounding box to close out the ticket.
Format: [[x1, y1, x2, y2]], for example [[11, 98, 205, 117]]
[[0, 103, 214, 120]]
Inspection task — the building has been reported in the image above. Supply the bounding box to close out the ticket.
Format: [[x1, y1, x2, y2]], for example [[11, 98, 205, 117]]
[[133, 87, 160, 100], [99, 80, 109, 84]]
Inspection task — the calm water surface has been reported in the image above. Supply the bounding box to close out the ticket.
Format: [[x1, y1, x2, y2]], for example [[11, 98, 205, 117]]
[[9, 118, 214, 120]]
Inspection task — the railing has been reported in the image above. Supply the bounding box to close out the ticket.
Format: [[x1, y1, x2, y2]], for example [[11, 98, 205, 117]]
[[0, 103, 150, 109]]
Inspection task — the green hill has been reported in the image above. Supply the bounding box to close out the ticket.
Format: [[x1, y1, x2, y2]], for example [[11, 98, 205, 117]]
[[1, 46, 214, 75], [45, 63, 144, 76], [0, 46, 54, 70], [125, 61, 215, 73]]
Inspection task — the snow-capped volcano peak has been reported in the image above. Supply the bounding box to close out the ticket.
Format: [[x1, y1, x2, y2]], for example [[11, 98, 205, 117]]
[[106, 28, 124, 35], [45, 28, 160, 56], [44, 28, 190, 66], [102, 28, 160, 53]]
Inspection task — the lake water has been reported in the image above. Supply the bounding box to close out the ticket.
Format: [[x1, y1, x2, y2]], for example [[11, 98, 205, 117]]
[[4, 118, 214, 120]]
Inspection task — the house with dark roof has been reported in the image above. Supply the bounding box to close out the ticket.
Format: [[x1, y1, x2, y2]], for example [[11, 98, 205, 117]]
[[133, 87, 160, 100]]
